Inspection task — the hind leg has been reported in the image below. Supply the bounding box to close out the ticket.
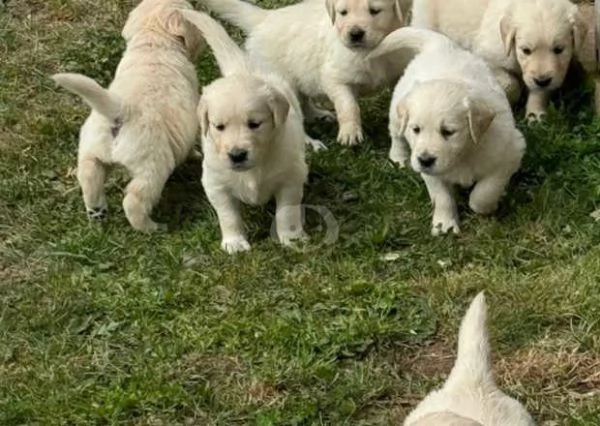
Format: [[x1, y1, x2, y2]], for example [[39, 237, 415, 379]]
[[300, 94, 336, 123], [122, 168, 170, 232], [78, 154, 108, 220]]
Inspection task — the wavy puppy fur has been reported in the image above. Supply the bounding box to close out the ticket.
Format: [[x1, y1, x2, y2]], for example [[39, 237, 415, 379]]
[[411, 0, 587, 121], [52, 0, 203, 232], [200, 0, 409, 146], [181, 10, 309, 254], [371, 27, 525, 236], [405, 293, 535, 426]]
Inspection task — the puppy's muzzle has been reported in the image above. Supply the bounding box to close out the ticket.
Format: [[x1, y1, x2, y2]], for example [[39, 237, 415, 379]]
[[533, 76, 552, 89], [418, 153, 437, 169], [228, 148, 248, 166], [348, 27, 366, 45]]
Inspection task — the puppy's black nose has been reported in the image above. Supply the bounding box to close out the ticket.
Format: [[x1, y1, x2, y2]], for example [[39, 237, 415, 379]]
[[349, 27, 365, 43], [418, 154, 436, 168], [228, 149, 248, 164], [534, 77, 552, 88]]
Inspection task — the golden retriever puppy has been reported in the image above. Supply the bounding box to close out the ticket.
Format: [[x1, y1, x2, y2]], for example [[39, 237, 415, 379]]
[[405, 293, 535, 426], [199, 0, 409, 146], [411, 0, 587, 121], [370, 28, 525, 235], [52, 0, 204, 232], [181, 10, 309, 254]]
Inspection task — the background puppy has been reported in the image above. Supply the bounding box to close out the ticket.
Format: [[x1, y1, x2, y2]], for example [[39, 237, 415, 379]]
[[411, 0, 587, 121], [404, 293, 535, 425], [52, 0, 203, 232], [181, 10, 309, 254], [370, 28, 525, 236], [200, 0, 408, 146]]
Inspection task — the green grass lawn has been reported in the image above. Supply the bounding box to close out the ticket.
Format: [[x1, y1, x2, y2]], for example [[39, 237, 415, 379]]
[[1, 0, 600, 424]]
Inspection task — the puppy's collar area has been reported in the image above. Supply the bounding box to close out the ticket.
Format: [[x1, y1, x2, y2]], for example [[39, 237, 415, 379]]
[[111, 118, 123, 138]]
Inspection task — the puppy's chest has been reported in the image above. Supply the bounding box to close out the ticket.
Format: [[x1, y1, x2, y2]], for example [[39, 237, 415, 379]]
[[444, 166, 477, 189], [230, 174, 278, 206]]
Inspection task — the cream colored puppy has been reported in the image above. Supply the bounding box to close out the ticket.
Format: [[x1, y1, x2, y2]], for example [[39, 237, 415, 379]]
[[370, 28, 525, 235], [411, 0, 586, 121], [200, 0, 408, 146], [405, 293, 535, 426], [181, 10, 309, 254], [52, 0, 203, 232]]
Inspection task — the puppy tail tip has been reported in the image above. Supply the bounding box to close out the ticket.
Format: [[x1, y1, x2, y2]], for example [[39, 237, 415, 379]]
[[446, 291, 495, 389]]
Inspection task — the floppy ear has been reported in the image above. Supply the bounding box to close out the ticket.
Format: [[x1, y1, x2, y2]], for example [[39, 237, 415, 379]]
[[394, 0, 405, 25], [499, 14, 516, 57], [395, 99, 409, 135], [197, 97, 209, 139], [325, 0, 336, 24], [163, 9, 203, 57], [464, 96, 495, 144], [569, 6, 588, 55], [268, 88, 290, 128]]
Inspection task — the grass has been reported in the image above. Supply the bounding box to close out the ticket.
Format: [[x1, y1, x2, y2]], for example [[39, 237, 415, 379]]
[[1, 0, 600, 424]]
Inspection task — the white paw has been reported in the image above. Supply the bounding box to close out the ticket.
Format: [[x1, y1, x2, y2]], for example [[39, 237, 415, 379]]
[[526, 110, 546, 124], [389, 151, 408, 168], [278, 229, 308, 247], [337, 122, 364, 146], [469, 198, 498, 216], [307, 106, 336, 123], [431, 213, 460, 236], [221, 236, 251, 254], [306, 136, 328, 152]]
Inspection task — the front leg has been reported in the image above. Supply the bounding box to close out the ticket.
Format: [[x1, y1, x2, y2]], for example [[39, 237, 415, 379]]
[[206, 187, 249, 254], [526, 90, 550, 123], [469, 172, 512, 215], [323, 81, 363, 146], [274, 182, 306, 246], [492, 68, 522, 105], [422, 174, 460, 236]]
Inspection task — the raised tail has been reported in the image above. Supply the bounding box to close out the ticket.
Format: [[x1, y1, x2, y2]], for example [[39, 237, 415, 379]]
[[180, 10, 252, 76], [367, 27, 454, 61], [444, 292, 495, 392], [201, 0, 269, 33], [52, 73, 123, 121]]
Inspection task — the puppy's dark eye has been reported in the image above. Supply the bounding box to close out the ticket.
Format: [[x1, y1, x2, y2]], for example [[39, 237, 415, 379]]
[[369, 8, 381, 15], [412, 126, 421, 134], [248, 120, 262, 130], [441, 127, 455, 138], [521, 47, 532, 55], [339, 9, 348, 16], [552, 46, 564, 55], [215, 124, 225, 131]]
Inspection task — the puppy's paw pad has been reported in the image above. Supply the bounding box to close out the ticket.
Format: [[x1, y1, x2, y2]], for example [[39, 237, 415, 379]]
[[221, 236, 251, 254], [87, 207, 108, 220], [431, 220, 460, 236]]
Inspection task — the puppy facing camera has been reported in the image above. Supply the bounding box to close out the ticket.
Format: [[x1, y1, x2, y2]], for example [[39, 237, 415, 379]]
[[181, 10, 309, 254], [371, 27, 525, 236], [405, 292, 535, 426]]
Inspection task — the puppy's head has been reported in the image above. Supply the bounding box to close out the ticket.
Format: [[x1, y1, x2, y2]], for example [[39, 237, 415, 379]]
[[198, 75, 290, 172], [326, 0, 405, 51], [122, 0, 205, 59], [500, 0, 586, 92], [395, 80, 495, 175]]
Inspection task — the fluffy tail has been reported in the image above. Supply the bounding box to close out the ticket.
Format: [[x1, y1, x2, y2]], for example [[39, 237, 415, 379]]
[[180, 10, 252, 76], [52, 73, 123, 121], [200, 0, 268, 33], [367, 27, 453, 60], [444, 292, 495, 392]]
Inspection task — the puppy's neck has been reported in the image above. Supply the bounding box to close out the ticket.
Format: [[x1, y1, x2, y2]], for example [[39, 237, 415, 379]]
[[126, 31, 189, 59]]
